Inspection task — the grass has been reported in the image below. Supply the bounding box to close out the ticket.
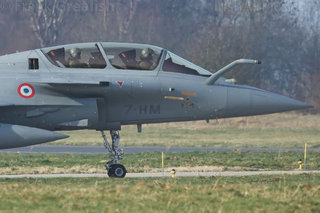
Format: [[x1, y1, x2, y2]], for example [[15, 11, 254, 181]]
[[54, 112, 320, 148], [0, 174, 319, 212], [1, 151, 319, 174], [3, 112, 320, 213], [1, 112, 319, 212]]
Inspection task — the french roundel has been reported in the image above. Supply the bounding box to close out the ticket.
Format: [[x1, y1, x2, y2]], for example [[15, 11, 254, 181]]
[[18, 83, 35, 99]]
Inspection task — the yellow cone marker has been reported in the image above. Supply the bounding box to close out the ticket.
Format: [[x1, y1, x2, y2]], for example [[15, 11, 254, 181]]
[[170, 169, 176, 178], [298, 159, 302, 170]]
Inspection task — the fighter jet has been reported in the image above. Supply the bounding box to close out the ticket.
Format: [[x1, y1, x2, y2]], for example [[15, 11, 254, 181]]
[[0, 42, 310, 177]]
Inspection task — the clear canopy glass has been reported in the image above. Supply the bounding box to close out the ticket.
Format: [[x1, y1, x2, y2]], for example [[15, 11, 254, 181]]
[[41, 42, 212, 76], [163, 52, 212, 76], [42, 43, 107, 69], [102, 43, 162, 71]]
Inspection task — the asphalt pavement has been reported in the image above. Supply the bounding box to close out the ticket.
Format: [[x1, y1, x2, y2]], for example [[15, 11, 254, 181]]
[[0, 170, 319, 179], [0, 145, 319, 154]]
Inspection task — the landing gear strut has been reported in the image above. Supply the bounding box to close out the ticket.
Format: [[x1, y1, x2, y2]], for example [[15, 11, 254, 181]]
[[101, 130, 127, 178]]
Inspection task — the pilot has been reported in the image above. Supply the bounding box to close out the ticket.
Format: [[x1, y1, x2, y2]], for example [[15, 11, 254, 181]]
[[68, 48, 82, 68], [139, 48, 157, 70]]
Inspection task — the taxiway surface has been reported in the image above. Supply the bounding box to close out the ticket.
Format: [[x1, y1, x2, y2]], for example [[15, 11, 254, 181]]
[[1, 145, 319, 154], [0, 170, 319, 179]]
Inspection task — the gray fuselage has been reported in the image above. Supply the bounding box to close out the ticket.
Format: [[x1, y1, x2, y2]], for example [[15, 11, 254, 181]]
[[0, 42, 310, 148]]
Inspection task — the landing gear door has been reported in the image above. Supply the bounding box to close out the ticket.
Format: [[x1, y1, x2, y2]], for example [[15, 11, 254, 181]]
[[96, 98, 121, 130]]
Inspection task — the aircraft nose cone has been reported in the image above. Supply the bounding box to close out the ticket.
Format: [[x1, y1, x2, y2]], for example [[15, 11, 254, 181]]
[[225, 86, 312, 117], [250, 90, 312, 114]]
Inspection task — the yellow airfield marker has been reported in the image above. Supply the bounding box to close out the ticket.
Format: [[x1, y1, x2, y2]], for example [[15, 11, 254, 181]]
[[304, 143, 307, 170], [170, 169, 176, 178], [162, 152, 164, 176], [298, 159, 302, 170]]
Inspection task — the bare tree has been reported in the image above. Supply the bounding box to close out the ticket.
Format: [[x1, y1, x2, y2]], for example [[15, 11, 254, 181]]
[[113, 0, 139, 41], [29, 0, 67, 47]]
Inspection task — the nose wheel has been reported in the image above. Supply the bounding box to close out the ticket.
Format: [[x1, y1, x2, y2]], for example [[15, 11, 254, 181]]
[[108, 164, 127, 178], [101, 130, 127, 178]]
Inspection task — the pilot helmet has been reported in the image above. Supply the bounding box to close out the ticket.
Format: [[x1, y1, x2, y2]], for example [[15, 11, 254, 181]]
[[70, 48, 81, 58], [141, 48, 154, 60]]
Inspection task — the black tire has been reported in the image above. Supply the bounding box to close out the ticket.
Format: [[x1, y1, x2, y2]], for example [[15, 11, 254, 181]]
[[107, 165, 115, 177], [108, 164, 127, 178]]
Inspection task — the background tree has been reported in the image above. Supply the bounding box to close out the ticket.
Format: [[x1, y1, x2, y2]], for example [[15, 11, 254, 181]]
[[0, 0, 319, 110]]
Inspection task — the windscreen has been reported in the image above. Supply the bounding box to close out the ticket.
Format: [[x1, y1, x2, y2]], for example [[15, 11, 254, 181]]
[[163, 52, 212, 76]]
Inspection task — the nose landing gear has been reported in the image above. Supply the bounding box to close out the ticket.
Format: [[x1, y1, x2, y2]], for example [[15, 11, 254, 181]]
[[101, 130, 127, 178], [108, 164, 127, 178]]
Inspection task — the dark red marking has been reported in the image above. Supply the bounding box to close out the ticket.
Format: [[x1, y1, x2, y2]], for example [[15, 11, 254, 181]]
[[117, 81, 124, 87]]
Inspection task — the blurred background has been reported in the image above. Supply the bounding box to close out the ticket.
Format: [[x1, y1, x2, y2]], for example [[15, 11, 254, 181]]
[[0, 0, 319, 109]]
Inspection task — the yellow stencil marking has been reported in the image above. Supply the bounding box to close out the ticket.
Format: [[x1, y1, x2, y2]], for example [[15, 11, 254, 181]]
[[164, 96, 184, 101]]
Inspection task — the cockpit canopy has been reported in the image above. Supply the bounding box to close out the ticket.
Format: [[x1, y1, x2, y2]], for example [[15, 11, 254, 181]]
[[102, 43, 162, 71], [42, 43, 107, 69], [41, 42, 212, 76], [163, 52, 211, 76]]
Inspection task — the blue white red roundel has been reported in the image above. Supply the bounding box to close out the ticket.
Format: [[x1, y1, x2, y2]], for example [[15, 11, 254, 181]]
[[18, 83, 35, 99]]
